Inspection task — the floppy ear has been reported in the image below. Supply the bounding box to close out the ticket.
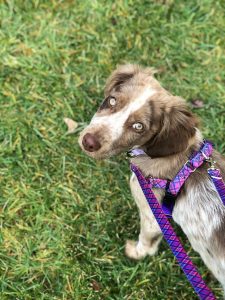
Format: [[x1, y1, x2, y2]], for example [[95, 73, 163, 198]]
[[104, 64, 156, 95], [104, 64, 137, 95], [145, 99, 199, 157]]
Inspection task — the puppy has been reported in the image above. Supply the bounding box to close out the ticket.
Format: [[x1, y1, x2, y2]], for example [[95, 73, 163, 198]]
[[79, 64, 225, 293]]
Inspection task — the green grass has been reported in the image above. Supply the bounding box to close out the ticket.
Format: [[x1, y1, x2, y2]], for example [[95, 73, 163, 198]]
[[0, 0, 225, 299]]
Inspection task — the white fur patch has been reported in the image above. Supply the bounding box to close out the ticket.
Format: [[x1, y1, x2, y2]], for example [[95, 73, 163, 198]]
[[90, 88, 156, 140]]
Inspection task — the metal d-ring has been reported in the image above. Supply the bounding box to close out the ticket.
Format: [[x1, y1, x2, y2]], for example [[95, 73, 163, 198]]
[[200, 150, 217, 169]]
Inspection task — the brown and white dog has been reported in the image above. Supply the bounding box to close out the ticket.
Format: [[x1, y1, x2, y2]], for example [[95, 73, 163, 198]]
[[79, 64, 225, 293]]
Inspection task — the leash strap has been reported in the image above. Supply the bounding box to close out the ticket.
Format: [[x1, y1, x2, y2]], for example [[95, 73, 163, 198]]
[[131, 164, 216, 300]]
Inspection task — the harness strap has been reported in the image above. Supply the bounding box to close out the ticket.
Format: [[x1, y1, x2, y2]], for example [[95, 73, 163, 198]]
[[129, 141, 225, 299], [131, 164, 216, 300], [208, 168, 225, 205], [168, 142, 213, 196], [128, 141, 214, 217]]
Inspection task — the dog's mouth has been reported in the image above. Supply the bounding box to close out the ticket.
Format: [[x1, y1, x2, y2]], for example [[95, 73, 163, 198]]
[[78, 121, 145, 160], [79, 126, 145, 160]]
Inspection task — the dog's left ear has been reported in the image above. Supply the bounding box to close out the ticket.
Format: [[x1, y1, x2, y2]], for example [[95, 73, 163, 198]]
[[145, 98, 199, 157], [104, 64, 138, 96]]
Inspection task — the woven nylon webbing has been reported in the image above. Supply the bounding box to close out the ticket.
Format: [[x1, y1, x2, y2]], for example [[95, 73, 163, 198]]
[[131, 164, 216, 300]]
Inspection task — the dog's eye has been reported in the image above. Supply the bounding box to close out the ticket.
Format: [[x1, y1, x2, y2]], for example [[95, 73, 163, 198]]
[[108, 96, 117, 107], [132, 122, 144, 131]]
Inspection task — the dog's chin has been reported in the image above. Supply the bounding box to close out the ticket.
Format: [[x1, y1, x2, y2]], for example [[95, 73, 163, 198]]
[[83, 150, 109, 160]]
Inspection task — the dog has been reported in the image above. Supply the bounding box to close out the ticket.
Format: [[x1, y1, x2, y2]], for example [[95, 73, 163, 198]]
[[78, 64, 225, 293]]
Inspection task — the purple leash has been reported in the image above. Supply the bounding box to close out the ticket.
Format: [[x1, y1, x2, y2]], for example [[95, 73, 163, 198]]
[[129, 141, 225, 300], [131, 164, 216, 300]]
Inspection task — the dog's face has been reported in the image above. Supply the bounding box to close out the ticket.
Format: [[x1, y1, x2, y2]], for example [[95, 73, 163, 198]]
[[79, 64, 198, 159]]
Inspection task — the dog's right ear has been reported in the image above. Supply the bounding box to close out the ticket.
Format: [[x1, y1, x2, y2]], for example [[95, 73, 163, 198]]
[[104, 64, 138, 96]]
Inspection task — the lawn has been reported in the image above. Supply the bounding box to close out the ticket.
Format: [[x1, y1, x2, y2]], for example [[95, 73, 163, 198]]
[[0, 0, 225, 299]]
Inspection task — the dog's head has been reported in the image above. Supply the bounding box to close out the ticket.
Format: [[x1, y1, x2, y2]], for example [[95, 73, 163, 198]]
[[79, 64, 198, 159]]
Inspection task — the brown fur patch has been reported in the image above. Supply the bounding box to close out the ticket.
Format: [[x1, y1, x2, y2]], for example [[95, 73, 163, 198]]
[[98, 92, 135, 114], [104, 64, 158, 96], [144, 96, 199, 157]]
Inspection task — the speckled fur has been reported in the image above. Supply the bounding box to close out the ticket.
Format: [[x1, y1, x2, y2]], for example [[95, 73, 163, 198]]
[[79, 64, 225, 294], [130, 146, 225, 293]]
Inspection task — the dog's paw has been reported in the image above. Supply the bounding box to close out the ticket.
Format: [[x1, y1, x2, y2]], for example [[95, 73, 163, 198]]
[[125, 240, 142, 260], [125, 240, 158, 260]]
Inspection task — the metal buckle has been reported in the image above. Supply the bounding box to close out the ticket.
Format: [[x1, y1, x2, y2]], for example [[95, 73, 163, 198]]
[[200, 150, 217, 170], [206, 157, 217, 170]]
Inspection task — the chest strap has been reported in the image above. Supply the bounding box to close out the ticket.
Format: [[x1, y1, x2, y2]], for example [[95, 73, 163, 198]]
[[128, 141, 214, 217]]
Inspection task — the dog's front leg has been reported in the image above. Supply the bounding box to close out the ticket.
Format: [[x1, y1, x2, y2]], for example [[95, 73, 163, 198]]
[[125, 173, 163, 260]]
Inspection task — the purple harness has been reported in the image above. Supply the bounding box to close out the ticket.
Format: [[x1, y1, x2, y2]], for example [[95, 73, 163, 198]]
[[129, 141, 225, 300]]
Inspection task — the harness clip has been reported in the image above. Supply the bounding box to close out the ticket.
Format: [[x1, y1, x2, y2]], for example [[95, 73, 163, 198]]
[[126, 151, 134, 158], [206, 157, 217, 170], [200, 150, 216, 170]]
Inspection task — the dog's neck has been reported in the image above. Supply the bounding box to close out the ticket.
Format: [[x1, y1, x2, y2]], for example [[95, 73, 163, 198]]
[[130, 129, 203, 179]]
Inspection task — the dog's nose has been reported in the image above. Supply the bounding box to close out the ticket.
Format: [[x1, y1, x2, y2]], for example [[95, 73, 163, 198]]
[[82, 133, 101, 152]]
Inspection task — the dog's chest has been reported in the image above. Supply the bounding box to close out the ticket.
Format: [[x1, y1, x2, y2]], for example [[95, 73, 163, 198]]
[[172, 203, 208, 253], [172, 179, 223, 248]]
